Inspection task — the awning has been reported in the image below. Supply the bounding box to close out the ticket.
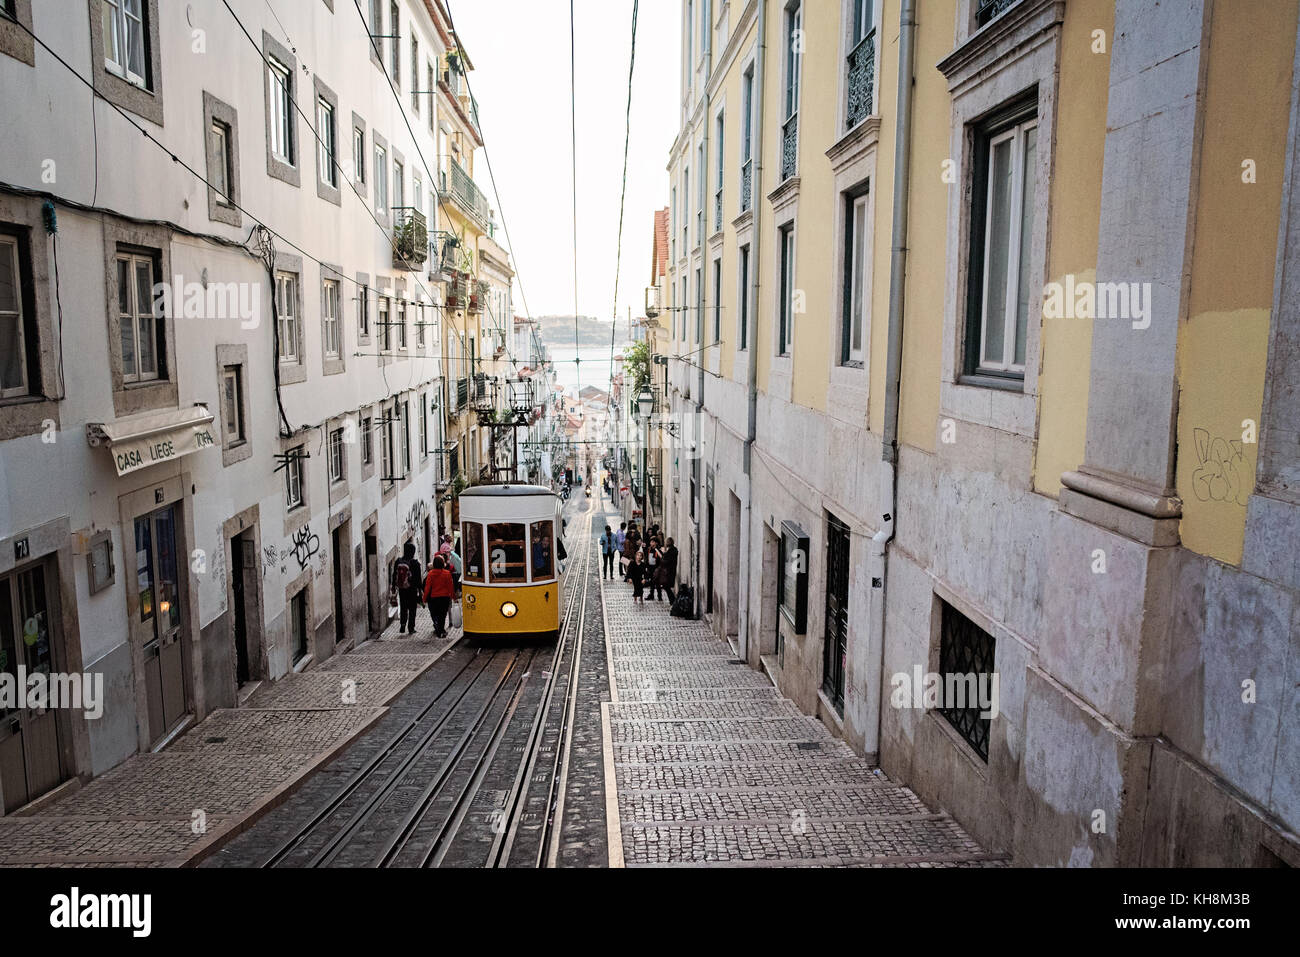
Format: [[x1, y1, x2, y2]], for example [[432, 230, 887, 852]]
[[87, 405, 217, 477]]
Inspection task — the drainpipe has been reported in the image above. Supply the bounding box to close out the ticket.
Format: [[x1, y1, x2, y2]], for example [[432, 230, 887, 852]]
[[739, 0, 767, 661], [693, 13, 715, 621], [869, 0, 915, 758]]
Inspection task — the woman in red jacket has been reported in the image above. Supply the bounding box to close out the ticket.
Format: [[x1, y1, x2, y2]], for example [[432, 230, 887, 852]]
[[422, 555, 456, 639]]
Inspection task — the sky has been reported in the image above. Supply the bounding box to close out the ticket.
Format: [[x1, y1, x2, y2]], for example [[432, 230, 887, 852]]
[[445, 0, 681, 325]]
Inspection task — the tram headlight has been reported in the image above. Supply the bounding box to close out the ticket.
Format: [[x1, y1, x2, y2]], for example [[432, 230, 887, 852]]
[[500, 601, 518, 618]]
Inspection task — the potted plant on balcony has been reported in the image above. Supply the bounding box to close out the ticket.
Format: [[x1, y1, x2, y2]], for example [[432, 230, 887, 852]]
[[393, 215, 428, 270], [468, 279, 488, 315]]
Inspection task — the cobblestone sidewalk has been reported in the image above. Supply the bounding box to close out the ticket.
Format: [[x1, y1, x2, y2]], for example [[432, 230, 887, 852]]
[[0, 613, 457, 867], [600, 576, 1006, 867]]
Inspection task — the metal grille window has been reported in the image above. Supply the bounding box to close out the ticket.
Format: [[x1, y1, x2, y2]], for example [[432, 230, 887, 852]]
[[275, 272, 298, 363], [117, 252, 160, 382], [778, 521, 808, 633], [741, 66, 754, 212], [938, 600, 996, 761], [322, 278, 340, 357], [976, 0, 1020, 29], [845, 0, 875, 129], [823, 515, 849, 711], [781, 1, 802, 182], [329, 427, 345, 483], [317, 97, 337, 187]]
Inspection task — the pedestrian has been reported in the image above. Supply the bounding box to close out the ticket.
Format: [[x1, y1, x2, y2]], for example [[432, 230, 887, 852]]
[[661, 537, 678, 603], [443, 541, 463, 598], [422, 554, 455, 639], [628, 548, 646, 604], [391, 541, 422, 636], [615, 522, 627, 553], [621, 527, 637, 582], [600, 524, 616, 580], [645, 537, 660, 600]]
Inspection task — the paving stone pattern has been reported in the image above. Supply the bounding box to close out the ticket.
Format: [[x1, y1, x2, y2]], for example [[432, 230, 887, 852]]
[[602, 575, 1005, 867]]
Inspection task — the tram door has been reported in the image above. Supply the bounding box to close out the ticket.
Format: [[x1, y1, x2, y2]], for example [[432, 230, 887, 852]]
[[0, 564, 66, 813], [135, 505, 191, 745]]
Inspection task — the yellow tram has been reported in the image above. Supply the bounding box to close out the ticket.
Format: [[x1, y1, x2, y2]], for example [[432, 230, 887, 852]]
[[457, 484, 566, 642]]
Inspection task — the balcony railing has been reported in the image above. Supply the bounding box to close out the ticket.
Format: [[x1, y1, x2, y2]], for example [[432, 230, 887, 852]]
[[456, 377, 468, 409], [976, 0, 1019, 28], [392, 207, 428, 270], [439, 158, 492, 228], [741, 159, 752, 213], [781, 114, 798, 182], [845, 29, 876, 129]]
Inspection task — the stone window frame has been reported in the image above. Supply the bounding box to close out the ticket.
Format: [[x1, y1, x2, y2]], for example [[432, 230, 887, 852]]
[[825, 131, 875, 428], [313, 75, 342, 206], [372, 130, 390, 226], [936, 0, 1063, 440], [280, 434, 312, 537], [360, 404, 377, 482], [327, 419, 347, 488], [86, 0, 163, 125], [262, 30, 300, 188], [351, 113, 368, 200], [0, 0, 34, 67], [320, 263, 346, 376], [354, 270, 372, 345], [0, 200, 60, 440], [102, 217, 177, 417], [202, 92, 242, 228], [273, 250, 307, 385], [215, 343, 252, 468], [367, 0, 384, 70]]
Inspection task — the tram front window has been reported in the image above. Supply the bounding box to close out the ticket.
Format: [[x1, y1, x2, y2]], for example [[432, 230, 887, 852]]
[[462, 522, 485, 582], [487, 523, 527, 583], [530, 521, 554, 581]]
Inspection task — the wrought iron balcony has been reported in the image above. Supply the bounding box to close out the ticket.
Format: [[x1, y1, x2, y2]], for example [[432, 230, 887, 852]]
[[976, 0, 1019, 28], [845, 29, 876, 129], [781, 115, 798, 182], [392, 207, 428, 270], [438, 158, 492, 229], [741, 159, 752, 213]]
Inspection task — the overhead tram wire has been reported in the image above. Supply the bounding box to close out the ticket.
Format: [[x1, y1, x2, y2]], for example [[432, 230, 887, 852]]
[[606, 0, 640, 406]]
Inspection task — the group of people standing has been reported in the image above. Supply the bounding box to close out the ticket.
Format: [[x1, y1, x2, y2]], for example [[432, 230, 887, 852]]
[[390, 534, 463, 640], [600, 521, 677, 607]]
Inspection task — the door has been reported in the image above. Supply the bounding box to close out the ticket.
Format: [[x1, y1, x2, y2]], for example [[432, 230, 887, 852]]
[[331, 525, 346, 647], [0, 565, 68, 813], [364, 531, 379, 637], [823, 515, 850, 712], [706, 503, 715, 615], [231, 532, 251, 687], [135, 505, 191, 745]]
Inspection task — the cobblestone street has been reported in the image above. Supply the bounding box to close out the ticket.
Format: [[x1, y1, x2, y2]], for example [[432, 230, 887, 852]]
[[599, 534, 1005, 867]]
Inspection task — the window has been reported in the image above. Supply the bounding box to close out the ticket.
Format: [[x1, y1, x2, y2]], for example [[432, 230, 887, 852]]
[[679, 277, 686, 342], [823, 514, 850, 710], [967, 104, 1037, 380], [369, 0, 383, 42], [397, 298, 407, 349], [711, 258, 721, 343], [670, 186, 677, 260], [375, 144, 387, 213], [378, 295, 390, 350], [221, 365, 244, 444], [462, 521, 484, 582], [361, 415, 373, 465], [741, 66, 754, 212], [714, 111, 724, 232], [697, 143, 705, 244], [781, 2, 802, 180], [0, 231, 35, 399], [116, 251, 160, 383], [268, 58, 293, 165], [411, 36, 420, 111], [842, 192, 869, 364], [415, 302, 425, 348], [102, 0, 148, 88], [530, 520, 555, 581], [380, 404, 394, 480], [486, 522, 526, 583], [389, 1, 400, 81], [329, 427, 345, 483], [938, 600, 996, 761], [737, 244, 750, 351], [275, 271, 298, 363], [290, 589, 308, 664], [210, 121, 232, 204], [777, 521, 808, 633], [427, 63, 437, 132], [352, 128, 366, 187], [778, 223, 794, 355], [694, 267, 702, 345], [682, 166, 689, 252], [393, 159, 404, 208], [413, 172, 422, 216], [285, 445, 304, 510], [322, 278, 340, 357], [419, 391, 428, 457], [0, 0, 15, 20], [400, 399, 411, 475], [317, 97, 337, 187]]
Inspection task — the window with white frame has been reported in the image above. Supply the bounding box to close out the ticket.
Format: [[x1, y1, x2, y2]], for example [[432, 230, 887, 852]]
[[389, 1, 400, 81], [415, 302, 425, 347], [210, 120, 233, 205], [276, 271, 299, 363], [317, 97, 337, 187], [396, 298, 407, 349], [418, 391, 428, 459], [116, 251, 160, 383], [357, 283, 370, 337], [428, 63, 437, 132], [221, 365, 245, 444], [361, 414, 373, 465], [329, 427, 345, 484], [737, 243, 750, 352], [381, 405, 394, 481], [285, 445, 304, 510], [741, 65, 754, 212], [0, 232, 34, 398], [268, 58, 294, 165], [375, 144, 388, 213], [413, 171, 422, 216], [694, 266, 703, 345], [714, 111, 724, 233], [842, 191, 869, 364], [400, 399, 411, 475], [966, 103, 1037, 381], [697, 143, 705, 244], [393, 159, 405, 208], [410, 36, 420, 111], [378, 294, 390, 350], [712, 258, 722, 343], [102, 0, 149, 88], [778, 223, 794, 356], [353, 126, 365, 184], [682, 166, 689, 253], [322, 278, 340, 357]]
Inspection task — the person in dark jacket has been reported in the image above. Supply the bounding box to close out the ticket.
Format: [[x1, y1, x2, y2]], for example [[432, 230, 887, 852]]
[[422, 554, 456, 639], [392, 541, 422, 635], [628, 548, 647, 604], [661, 538, 678, 603]]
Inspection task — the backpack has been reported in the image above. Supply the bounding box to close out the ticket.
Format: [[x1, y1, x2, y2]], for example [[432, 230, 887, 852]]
[[394, 559, 413, 591]]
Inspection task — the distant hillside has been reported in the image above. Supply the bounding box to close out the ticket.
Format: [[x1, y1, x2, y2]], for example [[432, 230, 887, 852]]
[[536, 314, 628, 350]]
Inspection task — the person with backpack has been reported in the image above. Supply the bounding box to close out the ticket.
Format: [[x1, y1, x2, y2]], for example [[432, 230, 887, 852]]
[[391, 541, 422, 636], [600, 525, 617, 580], [422, 554, 456, 639]]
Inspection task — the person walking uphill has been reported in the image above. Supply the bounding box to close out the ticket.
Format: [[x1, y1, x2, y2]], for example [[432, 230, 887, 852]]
[[600, 525, 617, 580], [422, 555, 456, 640], [391, 541, 423, 636]]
